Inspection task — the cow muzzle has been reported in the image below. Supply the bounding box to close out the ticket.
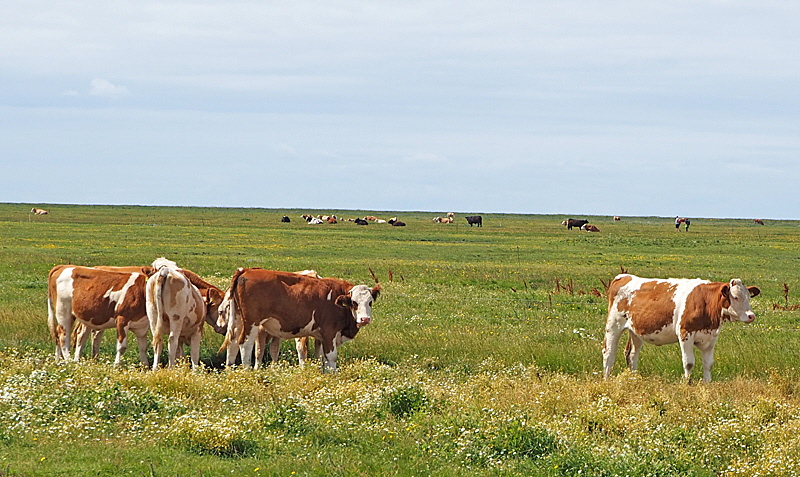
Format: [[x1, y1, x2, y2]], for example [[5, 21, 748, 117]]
[[743, 312, 755, 323], [357, 316, 371, 327]]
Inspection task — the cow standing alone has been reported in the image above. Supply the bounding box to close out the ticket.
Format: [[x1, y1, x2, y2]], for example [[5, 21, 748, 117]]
[[603, 274, 760, 382], [465, 215, 482, 227]]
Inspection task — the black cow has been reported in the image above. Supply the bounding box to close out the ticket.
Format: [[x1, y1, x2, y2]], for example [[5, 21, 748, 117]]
[[354, 218, 369, 225], [389, 219, 406, 227], [465, 215, 482, 227], [281, 216, 291, 223], [562, 218, 589, 230]]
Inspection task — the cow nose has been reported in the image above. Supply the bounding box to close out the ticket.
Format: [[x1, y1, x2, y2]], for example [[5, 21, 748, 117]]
[[745, 312, 755, 323], [358, 316, 371, 327]]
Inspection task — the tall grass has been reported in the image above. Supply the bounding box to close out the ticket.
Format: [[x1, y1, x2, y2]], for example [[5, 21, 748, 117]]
[[2, 203, 800, 474]]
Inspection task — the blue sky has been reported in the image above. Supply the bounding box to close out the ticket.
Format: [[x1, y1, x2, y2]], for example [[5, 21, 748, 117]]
[[2, 1, 798, 218]]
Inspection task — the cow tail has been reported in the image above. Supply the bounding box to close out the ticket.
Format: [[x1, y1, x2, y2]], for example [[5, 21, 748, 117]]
[[624, 332, 633, 367], [219, 268, 246, 352], [152, 267, 169, 331]]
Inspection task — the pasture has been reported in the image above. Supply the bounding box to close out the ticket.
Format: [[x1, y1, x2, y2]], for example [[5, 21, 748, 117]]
[[2, 203, 800, 475]]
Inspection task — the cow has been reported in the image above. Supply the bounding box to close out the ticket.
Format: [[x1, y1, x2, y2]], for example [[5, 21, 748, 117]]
[[47, 265, 151, 366], [447, 212, 455, 219], [281, 216, 291, 223], [388, 219, 406, 226], [581, 224, 600, 232], [354, 218, 369, 225], [603, 274, 760, 382], [562, 218, 588, 230], [146, 262, 207, 370], [218, 268, 380, 372], [465, 215, 482, 227], [613, 216, 621, 221], [433, 217, 453, 224], [364, 216, 380, 222], [753, 219, 765, 225], [307, 217, 324, 225], [31, 208, 48, 215], [326, 217, 338, 224]]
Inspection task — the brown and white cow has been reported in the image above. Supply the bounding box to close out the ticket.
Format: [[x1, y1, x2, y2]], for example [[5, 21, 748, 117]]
[[219, 268, 380, 371], [31, 208, 48, 215], [146, 263, 206, 370], [581, 224, 600, 232], [603, 274, 760, 382], [48, 265, 150, 365]]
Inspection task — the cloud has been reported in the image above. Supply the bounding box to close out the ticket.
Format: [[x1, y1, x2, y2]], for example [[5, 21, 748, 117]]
[[89, 78, 129, 98]]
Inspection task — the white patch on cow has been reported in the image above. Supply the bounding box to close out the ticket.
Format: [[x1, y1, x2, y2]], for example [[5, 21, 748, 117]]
[[105, 273, 140, 312], [327, 290, 333, 301]]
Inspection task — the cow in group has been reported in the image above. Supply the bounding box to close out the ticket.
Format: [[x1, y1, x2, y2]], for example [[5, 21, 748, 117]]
[[364, 216, 380, 222], [146, 261, 209, 370], [354, 218, 369, 225], [388, 218, 406, 226], [447, 212, 455, 219], [581, 224, 600, 232], [562, 218, 589, 230], [31, 208, 48, 215], [48, 265, 151, 366], [218, 268, 380, 371], [433, 216, 453, 224], [603, 274, 760, 382], [465, 215, 482, 227], [307, 217, 324, 225], [753, 219, 765, 225]]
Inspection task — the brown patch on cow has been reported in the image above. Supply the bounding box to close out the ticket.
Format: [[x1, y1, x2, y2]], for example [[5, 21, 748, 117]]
[[626, 281, 678, 336], [680, 283, 728, 339], [606, 275, 633, 307]]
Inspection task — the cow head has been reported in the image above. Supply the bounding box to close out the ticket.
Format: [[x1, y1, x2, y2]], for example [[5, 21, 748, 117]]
[[336, 284, 381, 327], [722, 279, 760, 323], [203, 287, 226, 334]]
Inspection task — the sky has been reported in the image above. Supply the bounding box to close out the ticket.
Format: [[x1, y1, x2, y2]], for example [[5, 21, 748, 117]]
[[2, 1, 799, 219]]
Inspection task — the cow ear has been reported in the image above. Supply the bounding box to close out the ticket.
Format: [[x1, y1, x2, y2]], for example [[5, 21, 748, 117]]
[[335, 295, 352, 308], [721, 284, 730, 299], [748, 286, 761, 298], [371, 284, 381, 300]]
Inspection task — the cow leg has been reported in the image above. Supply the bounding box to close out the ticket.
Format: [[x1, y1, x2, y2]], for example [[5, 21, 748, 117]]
[[268, 336, 281, 364], [602, 323, 625, 379], [239, 325, 259, 368], [167, 321, 183, 368], [151, 334, 163, 371], [319, 338, 338, 372], [73, 324, 93, 362], [132, 327, 150, 368], [189, 330, 202, 370], [679, 338, 696, 382], [697, 342, 716, 383], [254, 329, 268, 370], [296, 337, 309, 367], [114, 317, 129, 367], [624, 332, 644, 372], [90, 329, 104, 359]]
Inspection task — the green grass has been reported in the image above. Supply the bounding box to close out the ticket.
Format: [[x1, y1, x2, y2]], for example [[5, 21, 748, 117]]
[[2, 203, 800, 475]]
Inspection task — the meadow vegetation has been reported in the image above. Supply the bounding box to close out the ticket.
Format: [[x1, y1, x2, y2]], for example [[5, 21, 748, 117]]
[[2, 204, 800, 475]]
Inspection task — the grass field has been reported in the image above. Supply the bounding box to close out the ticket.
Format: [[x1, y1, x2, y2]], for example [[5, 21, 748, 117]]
[[2, 203, 800, 475]]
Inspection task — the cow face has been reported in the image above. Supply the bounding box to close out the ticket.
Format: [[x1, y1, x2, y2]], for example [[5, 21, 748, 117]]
[[722, 279, 760, 323], [336, 284, 381, 327]]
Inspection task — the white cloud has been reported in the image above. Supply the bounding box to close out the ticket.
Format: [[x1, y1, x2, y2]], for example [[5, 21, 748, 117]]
[[89, 78, 129, 98]]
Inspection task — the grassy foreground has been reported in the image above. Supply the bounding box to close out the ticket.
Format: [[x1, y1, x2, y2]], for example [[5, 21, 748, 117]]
[[2, 204, 800, 475]]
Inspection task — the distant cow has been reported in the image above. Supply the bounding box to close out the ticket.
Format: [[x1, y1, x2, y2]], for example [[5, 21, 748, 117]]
[[581, 224, 600, 232], [603, 274, 760, 382], [613, 216, 621, 221], [31, 208, 48, 215], [447, 212, 455, 218], [281, 216, 291, 223], [307, 217, 324, 225], [433, 216, 453, 223], [218, 268, 380, 371], [753, 219, 765, 225], [388, 218, 406, 226], [364, 216, 380, 222], [354, 218, 369, 225], [562, 218, 588, 230], [465, 215, 482, 227], [326, 217, 338, 224]]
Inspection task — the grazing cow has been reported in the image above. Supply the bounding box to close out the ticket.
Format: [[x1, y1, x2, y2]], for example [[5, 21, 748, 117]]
[[603, 274, 760, 382], [562, 218, 589, 230], [146, 263, 206, 370], [218, 268, 380, 371], [388, 219, 406, 226], [753, 219, 765, 225], [613, 216, 621, 221], [31, 208, 48, 215], [281, 216, 291, 223], [581, 224, 600, 232], [465, 215, 482, 227], [354, 218, 369, 225], [48, 265, 150, 365]]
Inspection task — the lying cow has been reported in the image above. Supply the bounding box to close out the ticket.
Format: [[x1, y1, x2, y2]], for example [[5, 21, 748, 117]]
[[753, 219, 765, 225], [581, 224, 600, 232], [603, 274, 760, 382], [354, 218, 369, 225], [465, 215, 482, 227], [219, 268, 380, 371], [31, 208, 48, 215], [562, 218, 588, 230]]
